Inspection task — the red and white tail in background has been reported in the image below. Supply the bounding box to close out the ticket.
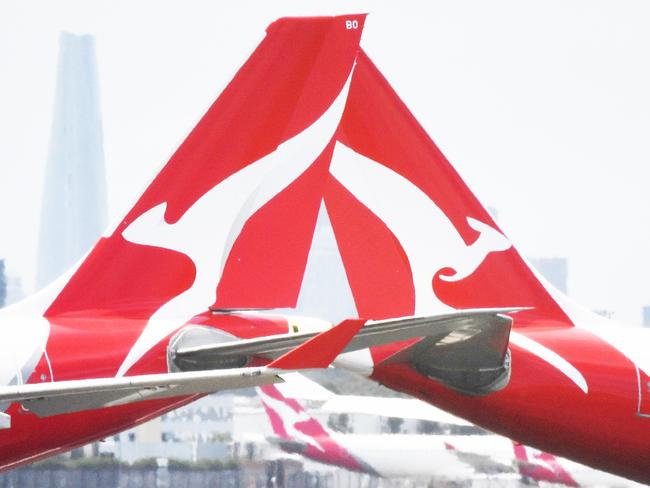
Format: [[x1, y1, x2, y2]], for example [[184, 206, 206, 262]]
[[258, 383, 376, 474], [513, 443, 579, 487], [258, 377, 640, 486]]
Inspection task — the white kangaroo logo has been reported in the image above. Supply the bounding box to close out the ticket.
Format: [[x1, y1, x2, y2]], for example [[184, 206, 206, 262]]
[[329, 144, 590, 393], [329, 141, 512, 315], [117, 67, 356, 376]]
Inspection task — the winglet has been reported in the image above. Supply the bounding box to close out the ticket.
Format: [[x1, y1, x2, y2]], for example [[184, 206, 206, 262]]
[[268, 319, 366, 370]]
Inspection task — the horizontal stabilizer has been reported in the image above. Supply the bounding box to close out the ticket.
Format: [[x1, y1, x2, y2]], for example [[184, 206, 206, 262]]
[[0, 316, 366, 418], [385, 310, 516, 395], [266, 435, 309, 454], [171, 308, 523, 372], [320, 395, 472, 426], [275, 372, 472, 425], [275, 372, 336, 401]]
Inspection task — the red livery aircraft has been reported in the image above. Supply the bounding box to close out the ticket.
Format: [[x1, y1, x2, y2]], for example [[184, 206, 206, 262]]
[[1, 14, 649, 486]]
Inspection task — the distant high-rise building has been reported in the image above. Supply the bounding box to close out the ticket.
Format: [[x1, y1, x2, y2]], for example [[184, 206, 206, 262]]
[[5, 275, 25, 306], [0, 261, 25, 308], [530, 257, 568, 294], [486, 206, 499, 223], [643, 306, 650, 328], [36, 33, 107, 289], [594, 309, 614, 320], [0, 260, 6, 308]]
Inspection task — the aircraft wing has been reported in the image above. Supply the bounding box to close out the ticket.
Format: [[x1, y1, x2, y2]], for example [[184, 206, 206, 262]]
[[171, 308, 522, 372], [445, 443, 516, 475], [319, 395, 473, 426], [273, 372, 472, 425], [0, 317, 366, 419]]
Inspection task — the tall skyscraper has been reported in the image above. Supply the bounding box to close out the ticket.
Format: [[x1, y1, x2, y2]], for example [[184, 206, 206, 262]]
[[530, 257, 568, 294], [36, 33, 107, 289], [0, 260, 6, 308], [5, 275, 24, 307], [643, 306, 650, 328]]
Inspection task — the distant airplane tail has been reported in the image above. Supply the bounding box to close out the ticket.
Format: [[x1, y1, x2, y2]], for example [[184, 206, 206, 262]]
[[257, 383, 376, 474], [512, 442, 579, 487]]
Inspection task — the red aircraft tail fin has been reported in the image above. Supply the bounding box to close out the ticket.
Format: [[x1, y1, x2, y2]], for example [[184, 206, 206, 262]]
[[28, 14, 580, 382], [45, 15, 366, 320], [513, 443, 578, 487], [257, 382, 375, 474], [322, 49, 576, 328], [32, 15, 368, 377]]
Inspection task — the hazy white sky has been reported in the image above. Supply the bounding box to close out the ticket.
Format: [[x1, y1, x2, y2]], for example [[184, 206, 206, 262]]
[[0, 1, 649, 324]]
